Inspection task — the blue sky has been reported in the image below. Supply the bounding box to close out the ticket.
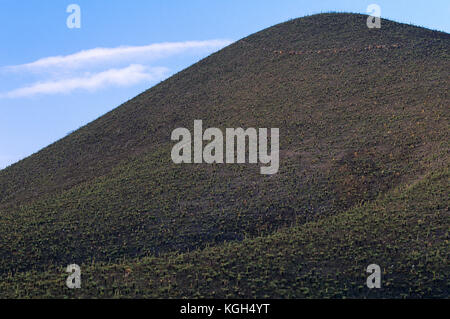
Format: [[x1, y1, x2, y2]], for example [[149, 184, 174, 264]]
[[0, 0, 449, 169]]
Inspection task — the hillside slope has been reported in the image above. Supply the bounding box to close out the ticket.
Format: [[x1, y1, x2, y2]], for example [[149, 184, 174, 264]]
[[0, 13, 448, 297], [1, 166, 448, 298]]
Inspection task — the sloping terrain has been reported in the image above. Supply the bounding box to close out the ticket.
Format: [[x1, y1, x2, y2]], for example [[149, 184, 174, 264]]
[[1, 167, 448, 298], [0, 13, 448, 297]]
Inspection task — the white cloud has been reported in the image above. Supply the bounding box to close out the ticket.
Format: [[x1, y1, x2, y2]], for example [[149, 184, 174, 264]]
[[0, 39, 233, 99], [0, 64, 168, 98], [5, 40, 232, 72]]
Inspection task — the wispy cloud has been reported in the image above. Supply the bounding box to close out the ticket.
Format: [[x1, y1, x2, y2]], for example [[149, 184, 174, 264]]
[[0, 64, 168, 98], [5, 40, 232, 72], [0, 39, 232, 99]]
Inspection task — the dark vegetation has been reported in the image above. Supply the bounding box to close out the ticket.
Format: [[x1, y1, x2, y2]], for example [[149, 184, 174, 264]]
[[0, 13, 448, 298]]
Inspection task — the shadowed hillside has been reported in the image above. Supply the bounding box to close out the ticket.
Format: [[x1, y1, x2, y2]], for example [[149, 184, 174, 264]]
[[0, 13, 448, 298]]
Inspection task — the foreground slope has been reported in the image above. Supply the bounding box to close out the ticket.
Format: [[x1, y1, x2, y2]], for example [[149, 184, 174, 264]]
[[1, 166, 448, 298], [0, 13, 448, 297]]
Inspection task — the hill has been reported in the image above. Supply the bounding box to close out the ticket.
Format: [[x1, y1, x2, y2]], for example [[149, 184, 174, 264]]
[[0, 13, 448, 298]]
